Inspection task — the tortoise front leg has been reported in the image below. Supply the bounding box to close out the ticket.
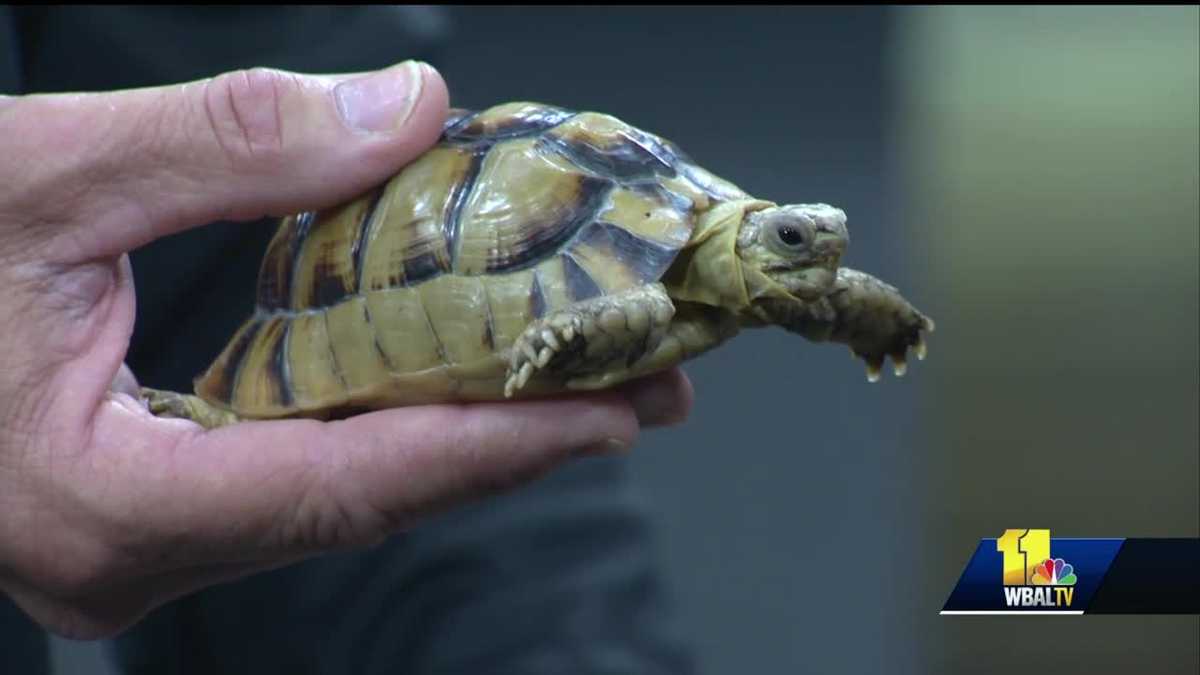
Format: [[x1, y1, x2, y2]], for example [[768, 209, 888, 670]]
[[564, 302, 739, 391], [504, 283, 676, 397], [783, 267, 935, 381], [141, 387, 242, 429]]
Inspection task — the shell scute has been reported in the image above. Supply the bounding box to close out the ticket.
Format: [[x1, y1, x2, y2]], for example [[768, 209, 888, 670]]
[[356, 145, 475, 292], [455, 137, 613, 275], [540, 112, 681, 183], [445, 102, 574, 143], [285, 311, 342, 409], [228, 315, 292, 415], [290, 188, 382, 309], [364, 287, 446, 374]]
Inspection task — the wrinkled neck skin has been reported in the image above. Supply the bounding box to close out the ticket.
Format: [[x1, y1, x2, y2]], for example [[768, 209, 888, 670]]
[[662, 199, 817, 330]]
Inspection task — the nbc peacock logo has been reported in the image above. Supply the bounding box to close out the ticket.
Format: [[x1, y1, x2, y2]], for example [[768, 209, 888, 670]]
[[997, 529, 1078, 608], [1032, 558, 1077, 586]]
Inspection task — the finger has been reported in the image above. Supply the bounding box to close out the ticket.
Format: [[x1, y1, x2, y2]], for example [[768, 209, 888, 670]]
[[619, 367, 694, 427], [109, 362, 140, 397], [2, 60, 449, 260], [120, 393, 640, 561]]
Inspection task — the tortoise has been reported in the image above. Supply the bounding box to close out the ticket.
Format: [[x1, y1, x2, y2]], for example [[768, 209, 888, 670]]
[[142, 102, 935, 429]]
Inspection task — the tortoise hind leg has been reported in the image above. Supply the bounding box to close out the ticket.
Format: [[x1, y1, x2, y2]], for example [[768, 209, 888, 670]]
[[140, 387, 242, 429]]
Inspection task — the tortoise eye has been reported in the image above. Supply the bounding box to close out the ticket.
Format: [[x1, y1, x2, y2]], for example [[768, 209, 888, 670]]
[[776, 224, 806, 248]]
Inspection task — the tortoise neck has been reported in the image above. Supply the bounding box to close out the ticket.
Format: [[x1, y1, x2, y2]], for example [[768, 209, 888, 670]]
[[661, 199, 773, 314]]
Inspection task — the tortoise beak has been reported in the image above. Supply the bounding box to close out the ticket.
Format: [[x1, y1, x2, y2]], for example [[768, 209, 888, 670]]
[[813, 230, 847, 264], [791, 266, 837, 301]]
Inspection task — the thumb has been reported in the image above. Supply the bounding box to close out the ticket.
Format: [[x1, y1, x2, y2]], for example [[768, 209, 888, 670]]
[[2, 61, 449, 260]]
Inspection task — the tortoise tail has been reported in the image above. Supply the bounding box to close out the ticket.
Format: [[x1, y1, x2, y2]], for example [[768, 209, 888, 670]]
[[141, 387, 241, 429]]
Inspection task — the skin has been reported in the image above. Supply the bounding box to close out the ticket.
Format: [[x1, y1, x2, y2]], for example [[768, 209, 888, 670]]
[[505, 202, 934, 394], [0, 61, 691, 639], [736, 203, 935, 380]]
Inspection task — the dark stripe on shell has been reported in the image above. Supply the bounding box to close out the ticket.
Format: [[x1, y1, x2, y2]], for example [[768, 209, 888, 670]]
[[265, 318, 294, 408], [351, 187, 386, 293], [361, 299, 395, 372], [442, 108, 474, 135], [414, 289, 449, 366], [481, 314, 495, 351], [562, 253, 605, 302], [321, 312, 348, 390], [540, 128, 678, 183], [208, 318, 264, 405], [573, 221, 683, 284], [480, 285, 497, 351], [485, 176, 613, 273], [447, 104, 575, 142], [256, 211, 314, 310], [529, 270, 547, 319], [443, 149, 486, 268], [402, 251, 444, 286], [310, 261, 352, 309], [629, 182, 696, 214]]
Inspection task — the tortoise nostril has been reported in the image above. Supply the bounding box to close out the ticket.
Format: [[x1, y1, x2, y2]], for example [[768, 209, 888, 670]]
[[815, 211, 846, 234]]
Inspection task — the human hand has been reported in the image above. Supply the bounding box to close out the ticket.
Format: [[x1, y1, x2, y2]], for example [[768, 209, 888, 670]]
[[0, 62, 692, 639]]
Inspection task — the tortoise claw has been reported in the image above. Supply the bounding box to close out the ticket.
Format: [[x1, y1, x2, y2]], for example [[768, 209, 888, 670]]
[[521, 342, 540, 366], [504, 312, 586, 397], [851, 309, 932, 383], [864, 355, 884, 383]]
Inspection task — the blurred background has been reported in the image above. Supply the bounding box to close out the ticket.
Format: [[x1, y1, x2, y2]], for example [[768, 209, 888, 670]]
[[2, 6, 1196, 674]]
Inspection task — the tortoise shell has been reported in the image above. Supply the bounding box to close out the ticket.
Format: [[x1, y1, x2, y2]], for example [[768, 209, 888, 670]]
[[194, 102, 747, 418]]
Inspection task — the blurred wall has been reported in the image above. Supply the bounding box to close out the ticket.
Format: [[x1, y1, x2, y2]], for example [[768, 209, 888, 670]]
[[893, 6, 1199, 674]]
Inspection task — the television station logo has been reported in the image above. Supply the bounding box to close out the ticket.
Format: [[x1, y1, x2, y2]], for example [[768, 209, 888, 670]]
[[942, 530, 1195, 615], [940, 527, 1117, 615], [997, 529, 1077, 608]]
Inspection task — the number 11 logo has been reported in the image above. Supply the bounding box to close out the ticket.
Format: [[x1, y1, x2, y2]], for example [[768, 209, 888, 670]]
[[996, 529, 1050, 585]]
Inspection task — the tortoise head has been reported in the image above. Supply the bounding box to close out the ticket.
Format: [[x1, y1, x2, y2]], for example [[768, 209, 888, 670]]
[[736, 203, 849, 303]]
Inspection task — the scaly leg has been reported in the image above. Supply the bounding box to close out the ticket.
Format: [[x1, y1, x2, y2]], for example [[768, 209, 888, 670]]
[[777, 268, 935, 381], [504, 284, 677, 397], [141, 387, 241, 429], [565, 302, 739, 391]]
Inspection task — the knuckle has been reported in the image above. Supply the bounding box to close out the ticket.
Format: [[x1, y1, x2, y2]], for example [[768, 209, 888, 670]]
[[35, 544, 123, 600], [462, 417, 555, 496], [278, 469, 385, 553], [202, 67, 289, 166]]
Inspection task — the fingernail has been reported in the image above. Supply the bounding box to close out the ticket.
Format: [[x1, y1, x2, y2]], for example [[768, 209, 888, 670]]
[[601, 437, 631, 454], [334, 60, 425, 133], [574, 437, 631, 457]]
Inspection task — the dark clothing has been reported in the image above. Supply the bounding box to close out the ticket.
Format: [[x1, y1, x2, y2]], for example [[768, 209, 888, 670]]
[[0, 7, 692, 674]]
